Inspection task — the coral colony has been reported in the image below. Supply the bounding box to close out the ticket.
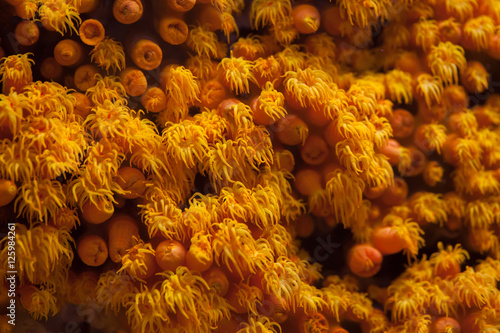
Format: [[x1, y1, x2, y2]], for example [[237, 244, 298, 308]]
[[1, 0, 500, 332]]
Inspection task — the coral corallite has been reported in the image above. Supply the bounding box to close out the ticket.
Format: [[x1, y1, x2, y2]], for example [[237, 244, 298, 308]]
[[1, 1, 500, 333]]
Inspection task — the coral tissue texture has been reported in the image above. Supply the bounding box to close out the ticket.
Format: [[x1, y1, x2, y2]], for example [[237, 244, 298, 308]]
[[1, 0, 500, 332]]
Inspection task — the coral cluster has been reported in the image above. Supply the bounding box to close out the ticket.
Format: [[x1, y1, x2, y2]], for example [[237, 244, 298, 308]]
[[0, 0, 500, 332]]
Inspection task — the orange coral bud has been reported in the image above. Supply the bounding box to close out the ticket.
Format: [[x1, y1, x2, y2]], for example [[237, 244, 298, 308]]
[[363, 182, 386, 200], [300, 135, 329, 165], [115, 166, 146, 199], [322, 163, 342, 184], [294, 169, 322, 196], [14, 20, 39, 46], [265, 294, 289, 324], [431, 316, 461, 333], [0, 179, 16, 207], [372, 226, 406, 255], [74, 64, 99, 91], [487, 29, 500, 59], [165, 0, 195, 12], [155, 239, 186, 271], [275, 114, 309, 146], [322, 6, 346, 37], [394, 51, 422, 76], [473, 105, 496, 128], [379, 139, 402, 166], [200, 79, 226, 109], [129, 38, 163, 71], [204, 11, 236, 44], [81, 198, 114, 224], [72, 92, 93, 118], [306, 103, 332, 127], [156, 16, 189, 45], [54, 39, 83, 67], [347, 244, 383, 278], [185, 232, 213, 273], [79, 19, 105, 46], [107, 214, 140, 262], [113, 0, 143, 24], [77, 234, 109, 266], [195, 4, 223, 31], [441, 84, 468, 113], [418, 103, 447, 124], [390, 109, 415, 138], [119, 67, 148, 97]]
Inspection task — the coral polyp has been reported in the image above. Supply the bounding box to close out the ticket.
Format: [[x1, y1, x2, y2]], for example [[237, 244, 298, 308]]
[[38, 0, 82, 35], [427, 41, 467, 85], [250, 0, 292, 29], [90, 37, 126, 74], [1, 1, 500, 332]]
